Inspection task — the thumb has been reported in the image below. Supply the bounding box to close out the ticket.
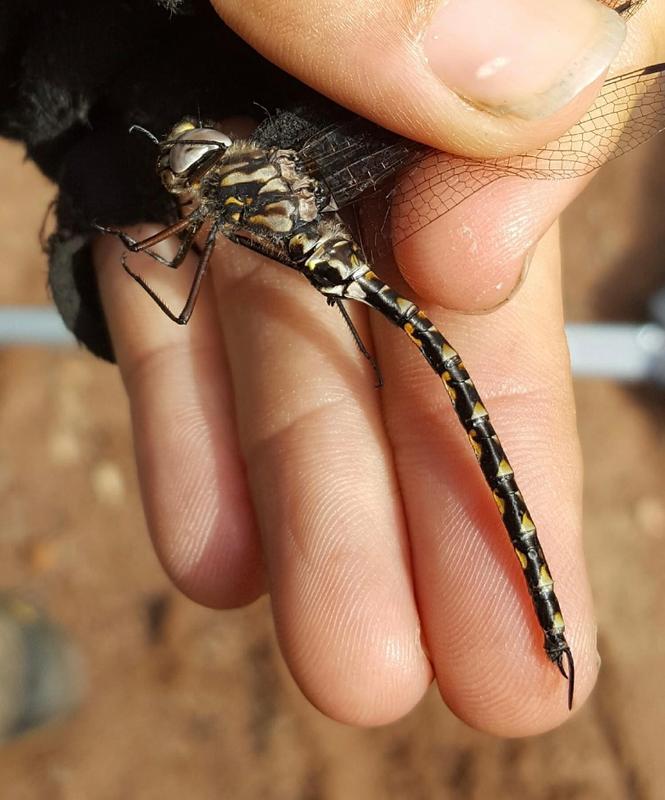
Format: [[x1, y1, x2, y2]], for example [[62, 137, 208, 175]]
[[213, 0, 627, 157]]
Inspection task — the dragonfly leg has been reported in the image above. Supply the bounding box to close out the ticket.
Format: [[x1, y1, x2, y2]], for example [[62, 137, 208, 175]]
[[121, 222, 218, 324], [94, 214, 202, 268], [329, 298, 383, 388]]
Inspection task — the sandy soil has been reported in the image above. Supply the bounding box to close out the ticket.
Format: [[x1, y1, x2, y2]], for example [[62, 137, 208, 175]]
[[0, 123, 664, 799]]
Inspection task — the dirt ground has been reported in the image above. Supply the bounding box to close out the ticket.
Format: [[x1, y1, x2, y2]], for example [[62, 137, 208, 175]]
[[0, 122, 664, 800]]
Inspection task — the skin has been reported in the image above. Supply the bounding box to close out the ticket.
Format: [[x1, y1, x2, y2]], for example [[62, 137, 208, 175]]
[[93, 0, 662, 735]]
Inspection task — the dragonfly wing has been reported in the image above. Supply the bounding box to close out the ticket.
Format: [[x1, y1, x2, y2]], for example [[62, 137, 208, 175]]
[[391, 63, 665, 245], [607, 0, 650, 19], [300, 115, 427, 208]]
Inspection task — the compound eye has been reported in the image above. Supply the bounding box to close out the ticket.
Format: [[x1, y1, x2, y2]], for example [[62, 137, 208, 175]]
[[169, 127, 232, 174]]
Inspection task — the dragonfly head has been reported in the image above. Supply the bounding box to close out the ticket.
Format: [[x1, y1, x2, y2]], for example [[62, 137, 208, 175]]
[[157, 118, 232, 195]]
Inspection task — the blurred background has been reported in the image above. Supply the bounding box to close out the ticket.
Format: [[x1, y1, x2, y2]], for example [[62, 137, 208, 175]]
[[0, 128, 664, 798]]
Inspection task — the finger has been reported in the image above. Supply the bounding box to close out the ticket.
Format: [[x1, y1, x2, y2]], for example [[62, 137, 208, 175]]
[[212, 240, 433, 726], [374, 225, 594, 735], [395, 167, 588, 311], [94, 227, 264, 609], [394, 21, 664, 309], [214, 0, 628, 157]]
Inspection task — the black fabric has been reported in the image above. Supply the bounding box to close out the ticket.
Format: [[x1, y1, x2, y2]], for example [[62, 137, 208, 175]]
[[1, 0, 320, 360]]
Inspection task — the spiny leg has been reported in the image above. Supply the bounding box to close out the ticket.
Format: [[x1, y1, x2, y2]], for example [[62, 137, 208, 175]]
[[329, 298, 383, 388], [122, 222, 219, 325], [94, 215, 198, 268]]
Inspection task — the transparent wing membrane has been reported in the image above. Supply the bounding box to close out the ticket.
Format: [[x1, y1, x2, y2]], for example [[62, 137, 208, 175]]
[[301, 62, 665, 249], [391, 63, 665, 243], [606, 0, 649, 18]]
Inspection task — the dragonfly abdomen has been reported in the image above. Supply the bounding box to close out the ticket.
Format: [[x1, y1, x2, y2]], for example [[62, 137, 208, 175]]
[[302, 244, 574, 704]]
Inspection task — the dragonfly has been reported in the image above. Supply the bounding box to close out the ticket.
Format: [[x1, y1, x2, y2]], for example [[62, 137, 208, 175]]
[[97, 0, 664, 710]]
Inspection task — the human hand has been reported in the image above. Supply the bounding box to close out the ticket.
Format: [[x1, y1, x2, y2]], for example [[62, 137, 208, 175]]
[[94, 0, 662, 735]]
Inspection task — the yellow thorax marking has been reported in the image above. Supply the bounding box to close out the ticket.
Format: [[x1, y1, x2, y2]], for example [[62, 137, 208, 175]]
[[248, 213, 293, 233], [220, 166, 276, 186]]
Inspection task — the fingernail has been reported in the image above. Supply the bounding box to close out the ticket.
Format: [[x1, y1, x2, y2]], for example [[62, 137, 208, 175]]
[[423, 0, 626, 119], [470, 248, 535, 315], [501, 247, 535, 306]]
